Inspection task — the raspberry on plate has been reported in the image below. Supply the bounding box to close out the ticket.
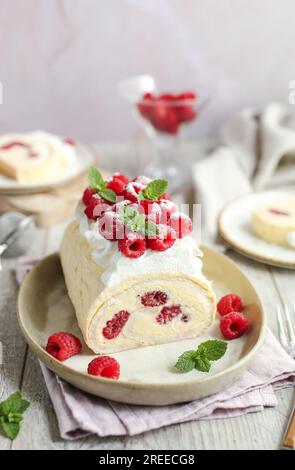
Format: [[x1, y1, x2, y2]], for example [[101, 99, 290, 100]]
[[87, 356, 120, 380], [118, 232, 146, 258], [170, 213, 192, 238], [217, 294, 244, 316], [147, 224, 176, 251], [220, 312, 250, 340], [45, 332, 82, 361], [82, 187, 97, 205]]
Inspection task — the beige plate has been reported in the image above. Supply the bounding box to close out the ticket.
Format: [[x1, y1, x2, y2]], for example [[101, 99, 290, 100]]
[[218, 189, 295, 269], [17, 247, 266, 406], [0, 143, 94, 195]]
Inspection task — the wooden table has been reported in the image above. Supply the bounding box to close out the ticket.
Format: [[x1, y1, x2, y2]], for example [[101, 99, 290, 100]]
[[0, 143, 294, 450]]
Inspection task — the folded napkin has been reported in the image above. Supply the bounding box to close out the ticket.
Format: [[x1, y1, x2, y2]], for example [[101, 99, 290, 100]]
[[193, 102, 295, 245], [16, 258, 295, 440]]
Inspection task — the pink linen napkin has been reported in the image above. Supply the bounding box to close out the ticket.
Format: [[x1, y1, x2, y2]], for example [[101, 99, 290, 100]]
[[16, 258, 295, 440]]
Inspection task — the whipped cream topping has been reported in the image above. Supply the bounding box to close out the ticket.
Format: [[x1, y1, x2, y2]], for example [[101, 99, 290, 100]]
[[287, 231, 295, 249], [76, 202, 206, 288]]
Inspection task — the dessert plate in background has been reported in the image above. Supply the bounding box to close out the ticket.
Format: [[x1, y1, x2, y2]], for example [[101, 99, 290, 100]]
[[218, 189, 295, 269], [17, 247, 266, 406], [0, 143, 94, 195]]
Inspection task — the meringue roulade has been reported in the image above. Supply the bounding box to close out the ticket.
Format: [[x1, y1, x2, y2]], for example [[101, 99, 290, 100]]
[[0, 131, 76, 183], [60, 170, 216, 354]]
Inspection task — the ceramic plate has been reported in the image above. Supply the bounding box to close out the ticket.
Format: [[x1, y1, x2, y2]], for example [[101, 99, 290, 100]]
[[218, 189, 295, 269], [17, 248, 266, 405], [0, 143, 94, 195]]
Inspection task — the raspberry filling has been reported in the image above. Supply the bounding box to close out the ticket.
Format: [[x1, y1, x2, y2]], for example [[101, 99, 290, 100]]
[[156, 305, 182, 324], [269, 208, 290, 216], [102, 310, 130, 339], [141, 290, 168, 307], [0, 141, 37, 158]]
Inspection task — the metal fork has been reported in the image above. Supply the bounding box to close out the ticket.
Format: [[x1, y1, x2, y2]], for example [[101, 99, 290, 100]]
[[276, 304, 295, 450]]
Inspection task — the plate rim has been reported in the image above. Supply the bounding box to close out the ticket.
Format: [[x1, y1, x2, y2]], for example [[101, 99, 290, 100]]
[[0, 142, 95, 195], [218, 190, 295, 269], [17, 247, 267, 392]]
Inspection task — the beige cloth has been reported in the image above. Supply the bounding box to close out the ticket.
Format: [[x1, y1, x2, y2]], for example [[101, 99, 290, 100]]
[[193, 103, 295, 245]]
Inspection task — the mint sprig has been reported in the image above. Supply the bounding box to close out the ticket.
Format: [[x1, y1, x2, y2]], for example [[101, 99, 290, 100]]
[[175, 340, 227, 373], [138, 179, 168, 202], [87, 166, 116, 203], [0, 391, 30, 440], [119, 205, 158, 237]]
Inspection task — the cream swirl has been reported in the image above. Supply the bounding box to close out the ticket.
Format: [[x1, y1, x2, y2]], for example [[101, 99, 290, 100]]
[[76, 202, 207, 288]]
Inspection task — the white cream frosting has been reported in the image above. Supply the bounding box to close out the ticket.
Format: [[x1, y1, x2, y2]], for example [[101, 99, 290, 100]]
[[76, 202, 206, 288]]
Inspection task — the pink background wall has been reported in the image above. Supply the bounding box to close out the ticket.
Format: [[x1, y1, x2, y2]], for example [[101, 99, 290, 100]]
[[0, 0, 294, 141]]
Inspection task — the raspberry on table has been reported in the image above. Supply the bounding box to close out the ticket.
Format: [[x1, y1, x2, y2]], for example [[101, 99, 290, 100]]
[[170, 213, 192, 238], [118, 232, 146, 258], [156, 305, 182, 324], [147, 224, 176, 251], [102, 310, 130, 340], [217, 294, 244, 316], [87, 356, 120, 380], [220, 312, 250, 340], [82, 187, 97, 205], [45, 332, 82, 361], [141, 290, 168, 307]]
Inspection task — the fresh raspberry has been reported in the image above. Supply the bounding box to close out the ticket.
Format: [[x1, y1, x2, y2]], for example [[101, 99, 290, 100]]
[[170, 213, 192, 238], [87, 356, 120, 380], [82, 187, 97, 205], [159, 199, 177, 224], [156, 305, 181, 324], [217, 294, 244, 316], [118, 232, 146, 258], [177, 91, 197, 100], [159, 192, 172, 201], [123, 182, 145, 203], [140, 200, 161, 223], [99, 211, 124, 240], [147, 225, 176, 251], [220, 312, 250, 340], [158, 93, 177, 101], [141, 290, 168, 307], [102, 310, 130, 340], [176, 105, 196, 123], [113, 173, 129, 185], [150, 105, 179, 135], [46, 332, 82, 361], [137, 92, 155, 119], [107, 177, 126, 195], [85, 197, 110, 220]]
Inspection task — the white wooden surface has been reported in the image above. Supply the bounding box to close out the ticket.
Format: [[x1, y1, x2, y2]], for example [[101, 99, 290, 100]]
[[0, 143, 294, 450]]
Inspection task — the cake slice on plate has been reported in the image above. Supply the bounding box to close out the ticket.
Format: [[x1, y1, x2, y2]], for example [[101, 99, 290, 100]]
[[60, 169, 216, 354], [0, 131, 76, 183]]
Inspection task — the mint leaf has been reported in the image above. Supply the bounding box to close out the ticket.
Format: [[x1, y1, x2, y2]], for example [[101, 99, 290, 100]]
[[175, 339, 228, 374], [175, 351, 196, 373], [137, 191, 145, 201], [99, 188, 117, 203], [142, 179, 168, 201], [197, 340, 227, 361], [0, 417, 20, 440], [0, 391, 30, 417], [0, 391, 30, 440], [144, 220, 158, 237], [194, 355, 211, 372], [88, 166, 105, 190]]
